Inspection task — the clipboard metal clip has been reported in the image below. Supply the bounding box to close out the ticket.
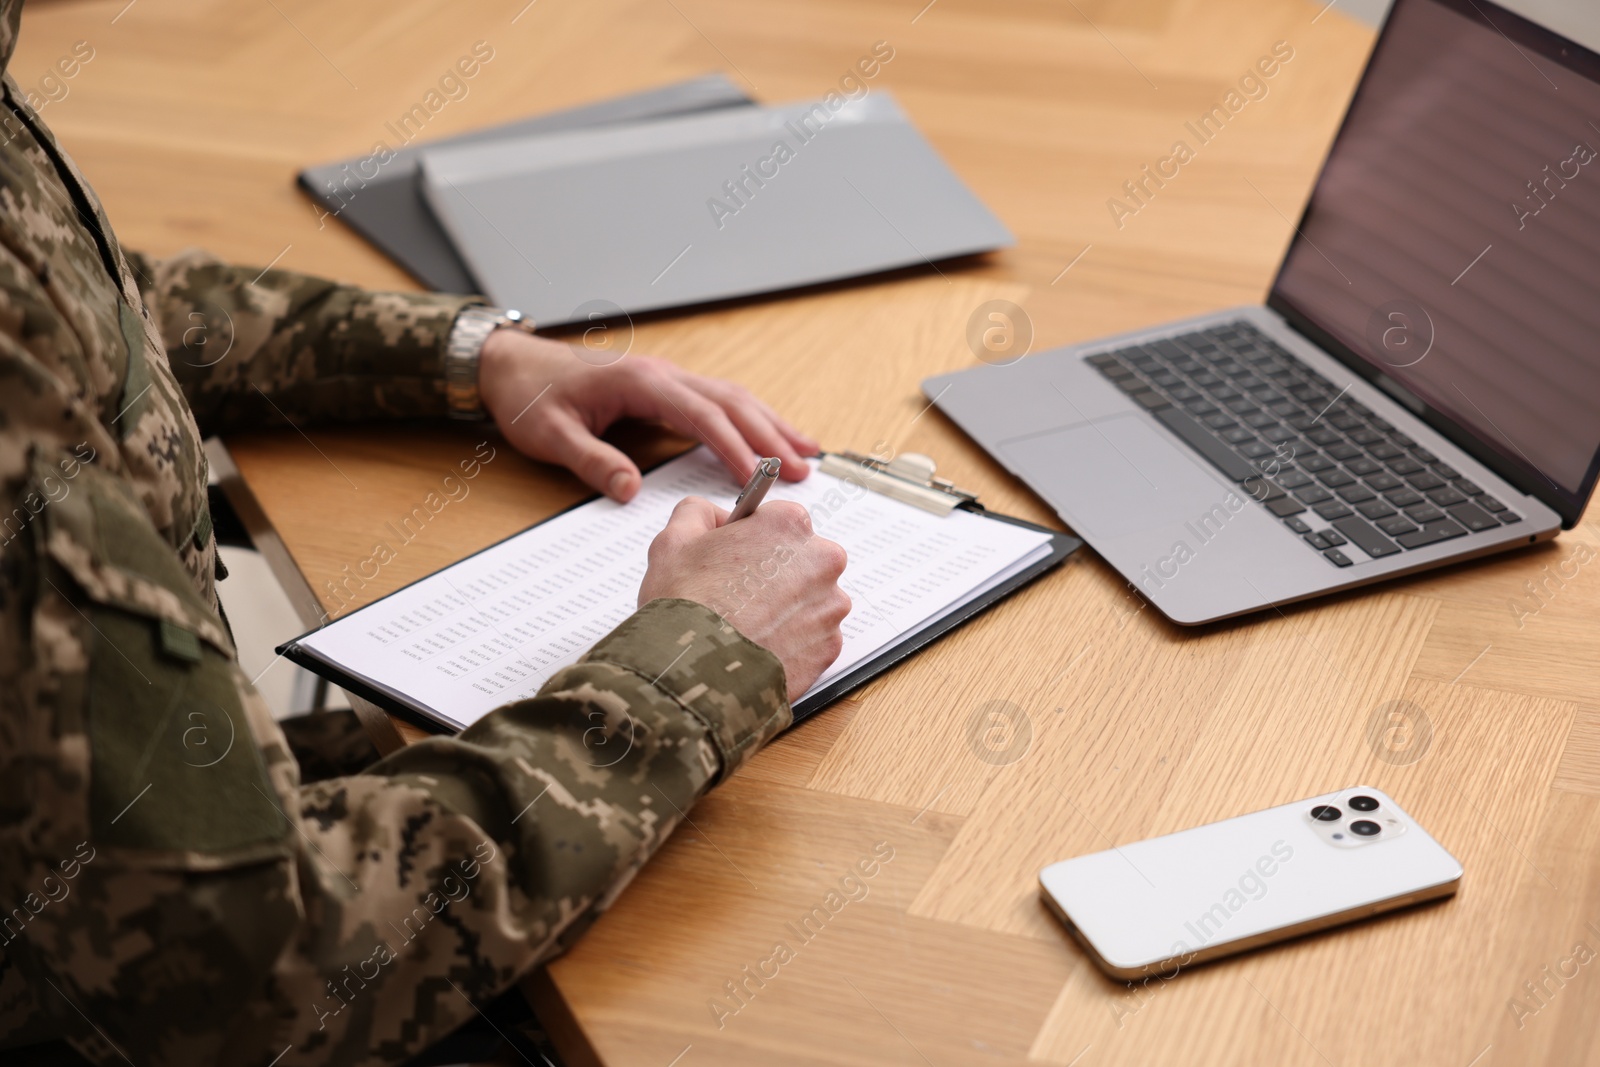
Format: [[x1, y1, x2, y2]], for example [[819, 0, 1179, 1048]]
[[818, 450, 980, 516]]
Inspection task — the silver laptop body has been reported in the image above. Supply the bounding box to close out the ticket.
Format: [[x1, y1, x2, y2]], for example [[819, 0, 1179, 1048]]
[[418, 92, 1011, 328], [925, 0, 1598, 624], [927, 305, 1561, 624]]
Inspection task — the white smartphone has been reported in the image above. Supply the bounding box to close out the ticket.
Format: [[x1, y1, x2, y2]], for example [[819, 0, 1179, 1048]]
[[1039, 786, 1462, 980]]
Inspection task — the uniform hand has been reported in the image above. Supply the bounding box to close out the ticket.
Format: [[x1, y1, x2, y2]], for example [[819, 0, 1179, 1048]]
[[479, 330, 818, 501], [637, 497, 850, 702]]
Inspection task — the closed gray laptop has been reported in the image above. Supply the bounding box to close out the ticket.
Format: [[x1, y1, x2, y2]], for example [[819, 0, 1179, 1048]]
[[417, 92, 1012, 327], [297, 74, 755, 293]]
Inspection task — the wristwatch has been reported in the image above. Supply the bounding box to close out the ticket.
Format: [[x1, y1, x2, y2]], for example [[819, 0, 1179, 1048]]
[[444, 305, 538, 420]]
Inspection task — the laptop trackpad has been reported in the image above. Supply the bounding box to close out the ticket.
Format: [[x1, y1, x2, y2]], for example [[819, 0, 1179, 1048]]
[[999, 414, 1237, 541]]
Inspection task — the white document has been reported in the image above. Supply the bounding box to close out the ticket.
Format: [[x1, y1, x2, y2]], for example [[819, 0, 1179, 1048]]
[[293, 449, 1052, 730]]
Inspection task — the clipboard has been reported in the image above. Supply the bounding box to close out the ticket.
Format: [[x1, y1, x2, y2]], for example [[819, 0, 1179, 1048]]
[[279, 449, 1080, 734]]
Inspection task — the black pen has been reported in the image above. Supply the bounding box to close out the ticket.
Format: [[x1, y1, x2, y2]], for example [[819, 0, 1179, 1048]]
[[728, 457, 781, 522]]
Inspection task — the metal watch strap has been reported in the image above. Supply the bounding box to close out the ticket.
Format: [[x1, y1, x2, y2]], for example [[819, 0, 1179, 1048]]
[[444, 306, 537, 420]]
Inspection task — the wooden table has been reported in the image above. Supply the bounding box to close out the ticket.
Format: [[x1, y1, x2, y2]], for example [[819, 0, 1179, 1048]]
[[23, 0, 1600, 1063]]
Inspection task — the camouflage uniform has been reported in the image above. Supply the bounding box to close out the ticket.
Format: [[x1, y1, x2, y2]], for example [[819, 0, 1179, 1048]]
[[0, 2, 791, 1063]]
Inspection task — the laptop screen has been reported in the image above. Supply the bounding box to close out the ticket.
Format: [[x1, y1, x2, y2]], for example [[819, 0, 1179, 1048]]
[[1269, 0, 1600, 520]]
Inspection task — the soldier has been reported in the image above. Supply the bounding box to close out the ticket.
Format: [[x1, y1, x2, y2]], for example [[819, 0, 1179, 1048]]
[[0, 1, 851, 1064]]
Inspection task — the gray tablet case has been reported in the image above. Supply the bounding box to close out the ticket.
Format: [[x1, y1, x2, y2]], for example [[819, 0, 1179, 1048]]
[[417, 92, 1014, 327], [296, 74, 755, 293]]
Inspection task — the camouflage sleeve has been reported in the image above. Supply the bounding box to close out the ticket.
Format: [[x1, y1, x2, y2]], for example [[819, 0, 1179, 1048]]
[[1, 421, 792, 1065], [257, 596, 793, 1064], [121, 247, 480, 435]]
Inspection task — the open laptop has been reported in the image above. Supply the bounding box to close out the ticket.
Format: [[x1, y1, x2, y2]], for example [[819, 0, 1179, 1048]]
[[924, 0, 1600, 624]]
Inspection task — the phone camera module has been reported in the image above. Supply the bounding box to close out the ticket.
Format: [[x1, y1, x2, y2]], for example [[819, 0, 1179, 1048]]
[[1310, 805, 1342, 822], [1349, 795, 1379, 811], [1350, 820, 1382, 836]]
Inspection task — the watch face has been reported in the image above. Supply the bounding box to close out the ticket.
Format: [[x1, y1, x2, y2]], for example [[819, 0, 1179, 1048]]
[[501, 309, 537, 332]]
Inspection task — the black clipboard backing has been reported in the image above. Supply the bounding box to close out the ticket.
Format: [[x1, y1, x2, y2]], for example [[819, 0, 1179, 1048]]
[[279, 451, 1080, 734]]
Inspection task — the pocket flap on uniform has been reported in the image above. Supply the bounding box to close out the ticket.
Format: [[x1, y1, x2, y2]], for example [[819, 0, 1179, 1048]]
[[29, 452, 290, 860], [37, 451, 233, 656]]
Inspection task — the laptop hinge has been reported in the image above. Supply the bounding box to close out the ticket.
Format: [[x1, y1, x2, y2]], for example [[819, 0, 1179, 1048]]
[[1371, 372, 1425, 416]]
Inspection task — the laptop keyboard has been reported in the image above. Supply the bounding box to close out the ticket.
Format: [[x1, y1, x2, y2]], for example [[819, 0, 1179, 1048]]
[[1085, 320, 1521, 567]]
